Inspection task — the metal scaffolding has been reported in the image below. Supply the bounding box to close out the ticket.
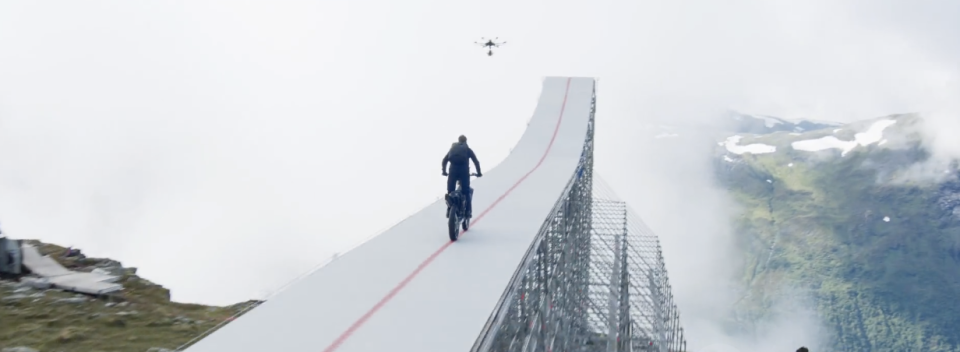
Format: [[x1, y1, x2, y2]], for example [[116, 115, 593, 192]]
[[470, 82, 687, 352]]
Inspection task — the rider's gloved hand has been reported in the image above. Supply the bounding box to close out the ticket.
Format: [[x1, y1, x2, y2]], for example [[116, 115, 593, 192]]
[[442, 171, 448, 176], [477, 172, 482, 177]]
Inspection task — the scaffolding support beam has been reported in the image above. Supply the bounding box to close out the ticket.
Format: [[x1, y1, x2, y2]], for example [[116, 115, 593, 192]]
[[470, 83, 687, 352]]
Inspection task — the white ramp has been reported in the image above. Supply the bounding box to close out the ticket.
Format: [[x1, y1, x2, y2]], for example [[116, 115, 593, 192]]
[[184, 77, 596, 352]]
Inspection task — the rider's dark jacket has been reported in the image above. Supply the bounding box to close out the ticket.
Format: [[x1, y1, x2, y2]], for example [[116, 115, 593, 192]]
[[443, 142, 481, 175]]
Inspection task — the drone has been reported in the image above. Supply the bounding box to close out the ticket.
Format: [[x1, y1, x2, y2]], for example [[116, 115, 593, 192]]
[[474, 37, 506, 56]]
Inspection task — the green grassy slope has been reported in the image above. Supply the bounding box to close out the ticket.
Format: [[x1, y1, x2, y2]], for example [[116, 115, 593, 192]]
[[715, 115, 960, 351]]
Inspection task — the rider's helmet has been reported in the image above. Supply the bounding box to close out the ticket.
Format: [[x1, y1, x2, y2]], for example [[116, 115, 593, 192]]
[[458, 135, 467, 143]]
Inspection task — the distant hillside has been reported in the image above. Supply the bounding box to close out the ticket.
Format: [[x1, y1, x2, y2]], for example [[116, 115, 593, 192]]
[[725, 111, 843, 135], [713, 113, 960, 351], [1, 240, 258, 352]]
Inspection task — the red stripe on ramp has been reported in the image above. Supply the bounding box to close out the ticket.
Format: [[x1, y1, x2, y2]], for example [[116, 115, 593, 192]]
[[322, 77, 573, 352]]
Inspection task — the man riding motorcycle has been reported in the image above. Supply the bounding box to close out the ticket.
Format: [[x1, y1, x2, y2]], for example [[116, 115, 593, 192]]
[[442, 135, 482, 219]]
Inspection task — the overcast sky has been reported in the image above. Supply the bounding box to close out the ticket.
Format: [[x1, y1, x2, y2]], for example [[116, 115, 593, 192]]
[[1, 0, 957, 350]]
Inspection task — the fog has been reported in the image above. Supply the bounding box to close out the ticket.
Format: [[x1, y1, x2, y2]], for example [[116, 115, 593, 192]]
[[1, 0, 958, 351]]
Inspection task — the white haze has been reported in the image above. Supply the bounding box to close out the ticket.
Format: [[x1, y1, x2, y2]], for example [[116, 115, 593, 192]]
[[1, 0, 958, 351]]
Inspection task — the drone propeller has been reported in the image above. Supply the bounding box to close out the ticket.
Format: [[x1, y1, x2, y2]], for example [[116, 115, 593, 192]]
[[474, 37, 506, 46]]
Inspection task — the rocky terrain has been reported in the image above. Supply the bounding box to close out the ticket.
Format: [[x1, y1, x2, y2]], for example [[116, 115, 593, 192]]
[[1, 241, 260, 352]]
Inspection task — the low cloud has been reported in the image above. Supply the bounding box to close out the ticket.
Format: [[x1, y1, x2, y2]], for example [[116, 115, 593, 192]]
[[600, 113, 828, 351], [913, 76, 960, 180]]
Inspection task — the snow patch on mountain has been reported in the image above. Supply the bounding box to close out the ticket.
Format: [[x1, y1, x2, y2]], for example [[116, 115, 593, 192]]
[[791, 119, 897, 156], [721, 135, 777, 155]]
